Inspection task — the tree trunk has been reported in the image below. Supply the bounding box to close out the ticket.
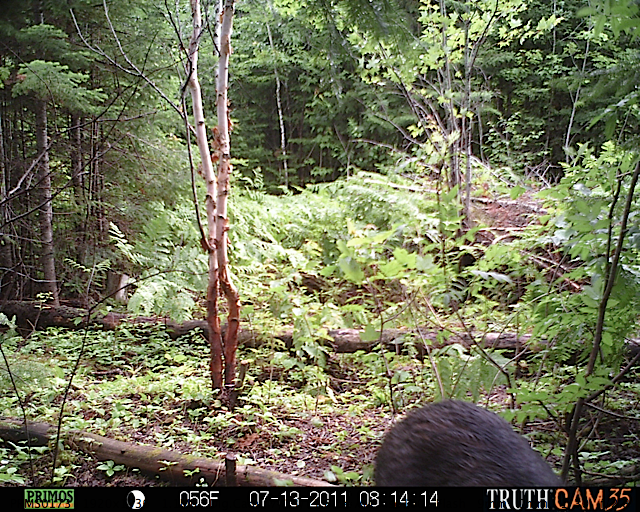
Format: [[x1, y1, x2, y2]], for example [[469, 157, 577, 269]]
[[266, 20, 288, 187], [186, 0, 223, 391], [215, 0, 241, 393], [70, 113, 84, 200], [34, 99, 59, 305], [186, 0, 240, 394], [0, 103, 13, 300], [69, 112, 87, 265]]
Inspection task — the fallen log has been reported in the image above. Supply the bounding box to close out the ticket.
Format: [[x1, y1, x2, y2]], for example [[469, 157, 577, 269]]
[[0, 417, 331, 487], [0, 300, 123, 332], [0, 301, 537, 353], [5, 301, 636, 361]]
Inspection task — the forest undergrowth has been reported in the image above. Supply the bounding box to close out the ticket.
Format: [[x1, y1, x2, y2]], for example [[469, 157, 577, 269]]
[[2, 168, 639, 487]]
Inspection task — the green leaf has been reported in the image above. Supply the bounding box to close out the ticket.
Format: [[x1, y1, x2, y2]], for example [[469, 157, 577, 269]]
[[339, 256, 364, 284], [360, 324, 381, 342], [510, 185, 526, 200]]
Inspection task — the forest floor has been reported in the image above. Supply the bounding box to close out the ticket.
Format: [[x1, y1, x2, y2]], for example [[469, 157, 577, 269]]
[[16, 370, 639, 488], [3, 191, 639, 488]]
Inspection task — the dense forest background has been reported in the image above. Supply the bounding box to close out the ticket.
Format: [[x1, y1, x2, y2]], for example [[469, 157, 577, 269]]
[[0, 0, 639, 488]]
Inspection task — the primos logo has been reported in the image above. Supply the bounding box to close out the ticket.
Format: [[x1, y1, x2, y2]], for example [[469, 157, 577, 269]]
[[24, 489, 75, 509]]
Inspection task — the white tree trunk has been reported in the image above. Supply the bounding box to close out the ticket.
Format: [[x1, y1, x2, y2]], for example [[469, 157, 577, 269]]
[[186, 0, 223, 389], [187, 0, 216, 252], [215, 0, 241, 390], [187, 0, 239, 393], [266, 21, 288, 187]]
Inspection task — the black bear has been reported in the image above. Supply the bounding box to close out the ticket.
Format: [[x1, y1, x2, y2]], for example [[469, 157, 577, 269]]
[[375, 400, 561, 486]]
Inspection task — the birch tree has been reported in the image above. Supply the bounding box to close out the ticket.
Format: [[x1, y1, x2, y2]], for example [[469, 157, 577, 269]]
[[214, 0, 241, 393], [186, 0, 240, 395]]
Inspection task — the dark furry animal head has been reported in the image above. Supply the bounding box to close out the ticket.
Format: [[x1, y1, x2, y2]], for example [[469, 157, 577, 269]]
[[375, 400, 561, 487]]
